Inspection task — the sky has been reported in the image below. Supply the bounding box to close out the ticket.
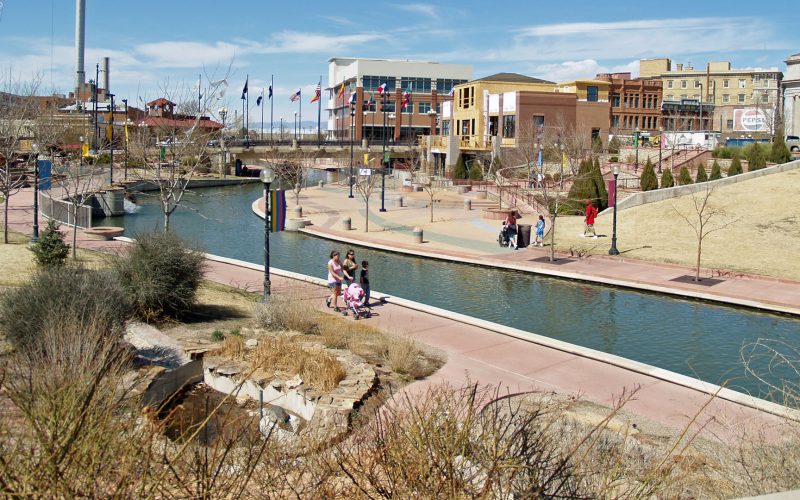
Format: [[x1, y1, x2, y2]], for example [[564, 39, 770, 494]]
[[0, 0, 797, 127]]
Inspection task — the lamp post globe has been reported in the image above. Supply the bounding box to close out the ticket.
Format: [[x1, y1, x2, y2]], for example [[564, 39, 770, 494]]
[[260, 166, 276, 301], [609, 164, 620, 256]]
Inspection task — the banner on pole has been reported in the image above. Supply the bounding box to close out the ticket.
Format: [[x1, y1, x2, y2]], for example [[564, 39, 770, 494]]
[[269, 189, 286, 232], [38, 160, 52, 191], [608, 180, 616, 207]]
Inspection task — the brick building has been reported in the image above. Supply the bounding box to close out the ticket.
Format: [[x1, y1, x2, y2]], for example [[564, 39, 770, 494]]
[[596, 72, 663, 133]]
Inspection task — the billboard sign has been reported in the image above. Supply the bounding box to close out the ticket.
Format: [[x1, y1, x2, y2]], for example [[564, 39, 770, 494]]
[[733, 108, 770, 132]]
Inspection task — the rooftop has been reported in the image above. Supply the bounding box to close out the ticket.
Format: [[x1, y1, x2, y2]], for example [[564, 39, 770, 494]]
[[473, 72, 555, 84]]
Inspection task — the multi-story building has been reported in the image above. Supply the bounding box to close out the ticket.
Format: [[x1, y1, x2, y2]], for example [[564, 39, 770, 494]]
[[326, 57, 472, 143], [595, 72, 663, 133], [640, 58, 783, 136], [783, 52, 800, 137], [430, 73, 611, 173]]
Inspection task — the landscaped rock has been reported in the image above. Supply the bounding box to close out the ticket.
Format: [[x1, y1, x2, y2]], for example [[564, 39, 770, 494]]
[[245, 338, 258, 348]]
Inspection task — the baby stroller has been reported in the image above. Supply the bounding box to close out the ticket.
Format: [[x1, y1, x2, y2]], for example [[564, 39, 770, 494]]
[[497, 223, 516, 248], [342, 283, 371, 320]]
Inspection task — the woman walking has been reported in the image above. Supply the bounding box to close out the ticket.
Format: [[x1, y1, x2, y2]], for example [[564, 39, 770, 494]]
[[342, 249, 358, 286], [326, 251, 344, 311]]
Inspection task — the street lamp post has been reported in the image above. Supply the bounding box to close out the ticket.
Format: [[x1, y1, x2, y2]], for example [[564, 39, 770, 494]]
[[31, 144, 40, 242], [219, 107, 228, 178], [293, 111, 298, 141], [108, 93, 115, 185], [349, 102, 355, 198], [380, 93, 388, 212], [260, 166, 276, 302], [634, 126, 639, 173], [609, 164, 620, 256], [698, 83, 704, 132], [122, 98, 128, 180], [280, 116, 284, 142], [658, 126, 663, 174]]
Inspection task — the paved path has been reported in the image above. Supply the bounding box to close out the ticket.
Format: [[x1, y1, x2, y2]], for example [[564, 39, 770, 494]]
[[4, 187, 795, 443]]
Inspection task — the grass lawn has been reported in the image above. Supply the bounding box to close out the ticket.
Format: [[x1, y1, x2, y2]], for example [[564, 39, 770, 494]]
[[553, 168, 800, 280]]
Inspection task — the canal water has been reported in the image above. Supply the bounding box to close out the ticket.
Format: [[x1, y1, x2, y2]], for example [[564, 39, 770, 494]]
[[99, 181, 800, 401]]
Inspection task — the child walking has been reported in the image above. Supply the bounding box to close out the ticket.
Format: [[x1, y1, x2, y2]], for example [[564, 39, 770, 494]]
[[535, 214, 545, 247], [359, 260, 371, 307]]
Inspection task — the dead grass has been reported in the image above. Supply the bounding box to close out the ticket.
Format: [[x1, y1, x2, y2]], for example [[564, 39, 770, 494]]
[[250, 335, 345, 392], [555, 168, 800, 280], [211, 335, 246, 360]]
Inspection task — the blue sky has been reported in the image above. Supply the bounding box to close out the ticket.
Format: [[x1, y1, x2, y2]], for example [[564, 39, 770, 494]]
[[0, 0, 797, 124]]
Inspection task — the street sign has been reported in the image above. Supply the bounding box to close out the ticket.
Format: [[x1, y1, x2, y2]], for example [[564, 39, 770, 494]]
[[363, 153, 369, 165], [359, 168, 372, 176], [160, 146, 166, 161]]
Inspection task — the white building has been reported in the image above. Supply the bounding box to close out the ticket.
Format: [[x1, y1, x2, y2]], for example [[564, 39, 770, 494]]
[[326, 57, 472, 143], [783, 53, 800, 137]]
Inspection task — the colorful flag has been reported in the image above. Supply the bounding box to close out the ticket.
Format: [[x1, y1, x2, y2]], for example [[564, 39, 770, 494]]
[[447, 87, 455, 97], [310, 84, 321, 103], [377, 83, 387, 95], [269, 189, 287, 232], [338, 82, 345, 99], [241, 77, 248, 100], [268, 85, 273, 99], [348, 91, 357, 105], [290, 89, 301, 102], [401, 90, 410, 109], [256, 89, 263, 106]]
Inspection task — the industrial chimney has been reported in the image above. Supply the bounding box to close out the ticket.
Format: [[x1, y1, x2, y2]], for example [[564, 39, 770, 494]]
[[74, 0, 86, 93], [100, 57, 110, 91]]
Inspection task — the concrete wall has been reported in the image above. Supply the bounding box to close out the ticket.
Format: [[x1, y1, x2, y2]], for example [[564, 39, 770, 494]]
[[603, 159, 800, 214], [140, 359, 204, 409]]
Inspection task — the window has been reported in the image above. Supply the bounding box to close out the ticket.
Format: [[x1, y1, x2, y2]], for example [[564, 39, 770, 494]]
[[694, 80, 701, 88], [680, 94, 687, 100], [418, 101, 432, 114], [761, 93, 769, 103], [400, 77, 432, 93], [634, 96, 639, 108], [693, 94, 699, 100], [435, 78, 467, 94], [381, 101, 395, 112], [723, 79, 729, 88], [436, 103, 441, 114], [722, 94, 730, 103], [401, 101, 414, 114], [502, 115, 515, 138], [532, 115, 545, 129], [666, 94, 673, 101], [763, 79, 770, 88], [363, 76, 395, 92], [611, 93, 620, 107], [738, 93, 745, 103], [739, 79, 746, 89], [681, 80, 687, 89], [612, 115, 620, 128], [587, 85, 599, 102], [667, 80, 673, 89], [363, 99, 376, 112], [726, 119, 734, 129]]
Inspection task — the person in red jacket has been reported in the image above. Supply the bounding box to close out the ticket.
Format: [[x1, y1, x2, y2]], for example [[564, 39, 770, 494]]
[[583, 200, 598, 239]]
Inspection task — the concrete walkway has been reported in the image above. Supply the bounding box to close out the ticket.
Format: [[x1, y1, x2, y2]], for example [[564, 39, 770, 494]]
[[3, 187, 795, 442]]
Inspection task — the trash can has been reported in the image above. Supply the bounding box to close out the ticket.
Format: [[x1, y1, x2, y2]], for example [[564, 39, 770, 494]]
[[517, 224, 532, 249]]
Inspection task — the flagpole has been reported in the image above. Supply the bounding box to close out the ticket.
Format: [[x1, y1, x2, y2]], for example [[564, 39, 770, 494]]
[[270, 75, 274, 145], [261, 88, 264, 141], [246, 74, 250, 148], [299, 89, 302, 143], [317, 77, 321, 148], [198, 73, 201, 118]]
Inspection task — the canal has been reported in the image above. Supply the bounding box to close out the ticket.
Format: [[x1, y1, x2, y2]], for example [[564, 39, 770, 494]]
[[100, 182, 800, 401]]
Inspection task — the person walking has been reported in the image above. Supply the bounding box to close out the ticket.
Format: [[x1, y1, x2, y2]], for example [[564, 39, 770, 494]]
[[535, 214, 545, 247], [342, 249, 358, 285], [359, 260, 370, 306], [326, 250, 344, 311], [582, 200, 598, 239], [503, 211, 518, 249]]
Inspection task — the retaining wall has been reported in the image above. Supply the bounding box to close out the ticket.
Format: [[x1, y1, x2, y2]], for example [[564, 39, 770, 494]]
[[604, 159, 800, 214]]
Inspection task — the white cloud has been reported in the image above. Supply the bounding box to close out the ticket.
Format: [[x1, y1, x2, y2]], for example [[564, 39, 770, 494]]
[[135, 41, 239, 68], [391, 3, 439, 20], [257, 31, 387, 54], [532, 59, 641, 82]]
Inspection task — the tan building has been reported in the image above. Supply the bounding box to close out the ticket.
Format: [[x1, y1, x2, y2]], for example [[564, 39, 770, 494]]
[[641, 58, 783, 136]]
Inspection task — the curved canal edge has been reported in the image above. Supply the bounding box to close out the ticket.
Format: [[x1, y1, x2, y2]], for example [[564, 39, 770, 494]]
[[165, 224, 799, 423], [254, 197, 799, 318]]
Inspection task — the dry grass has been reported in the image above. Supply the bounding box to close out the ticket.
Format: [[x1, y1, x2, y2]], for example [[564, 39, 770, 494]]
[[250, 335, 345, 392], [555, 168, 800, 280], [253, 295, 320, 335], [211, 335, 246, 360]]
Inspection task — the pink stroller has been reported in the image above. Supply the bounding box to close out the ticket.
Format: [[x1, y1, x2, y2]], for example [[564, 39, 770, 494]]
[[342, 283, 371, 320]]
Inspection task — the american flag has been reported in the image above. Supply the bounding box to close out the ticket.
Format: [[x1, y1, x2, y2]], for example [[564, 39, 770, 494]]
[[310, 84, 321, 103], [290, 89, 301, 102]]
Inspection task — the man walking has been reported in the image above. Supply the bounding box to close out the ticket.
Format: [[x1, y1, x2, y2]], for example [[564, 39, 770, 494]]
[[582, 200, 598, 239]]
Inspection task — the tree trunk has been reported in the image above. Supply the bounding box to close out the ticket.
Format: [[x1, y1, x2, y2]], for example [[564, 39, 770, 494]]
[[164, 211, 170, 233], [3, 196, 8, 244], [364, 199, 369, 232], [71, 204, 78, 260], [695, 237, 702, 281], [549, 215, 557, 262], [429, 198, 434, 223]]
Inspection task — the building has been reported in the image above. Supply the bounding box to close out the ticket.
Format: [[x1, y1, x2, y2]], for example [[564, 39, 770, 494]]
[[640, 58, 783, 136], [327, 57, 472, 143], [783, 52, 800, 137], [596, 72, 663, 133]]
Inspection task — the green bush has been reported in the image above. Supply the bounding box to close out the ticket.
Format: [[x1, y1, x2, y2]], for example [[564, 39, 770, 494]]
[[728, 153, 743, 176], [609, 155, 619, 163], [771, 135, 791, 164], [566, 159, 599, 214], [608, 135, 621, 154], [113, 232, 205, 321], [453, 155, 467, 179], [29, 220, 69, 268], [678, 166, 693, 185], [660, 168, 675, 188], [639, 158, 658, 191], [747, 142, 767, 171], [591, 157, 608, 210], [695, 161, 708, 183], [468, 162, 482, 180], [710, 160, 722, 180], [94, 153, 111, 164], [591, 135, 603, 154], [0, 267, 130, 349]]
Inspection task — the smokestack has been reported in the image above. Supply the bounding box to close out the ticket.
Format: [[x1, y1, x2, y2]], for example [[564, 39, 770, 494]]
[[74, 0, 86, 92], [101, 57, 110, 91]]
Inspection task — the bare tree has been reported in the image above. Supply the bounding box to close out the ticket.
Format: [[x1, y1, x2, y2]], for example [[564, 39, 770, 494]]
[[408, 146, 443, 223], [0, 72, 40, 243], [672, 186, 739, 281], [128, 76, 228, 232], [353, 167, 379, 232], [271, 148, 313, 205], [53, 156, 101, 259]]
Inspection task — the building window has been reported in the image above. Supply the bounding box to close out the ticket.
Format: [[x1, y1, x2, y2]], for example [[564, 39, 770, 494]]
[[611, 93, 620, 107], [666, 94, 673, 101], [723, 79, 729, 88], [738, 94, 745, 103], [726, 119, 734, 129], [435, 78, 467, 94], [436, 103, 441, 114], [402, 101, 414, 114], [502, 115, 515, 138], [694, 80, 701, 88], [363, 76, 395, 92], [587, 85, 599, 102], [681, 80, 687, 89], [612, 115, 620, 127], [400, 77, 432, 93], [533, 115, 545, 129], [761, 93, 769, 103], [418, 101, 431, 114], [722, 94, 729, 103], [763, 79, 770, 88], [693, 94, 699, 100], [739, 79, 746, 88], [363, 100, 376, 112], [382, 101, 395, 113], [667, 80, 673, 89], [680, 94, 687, 100]]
